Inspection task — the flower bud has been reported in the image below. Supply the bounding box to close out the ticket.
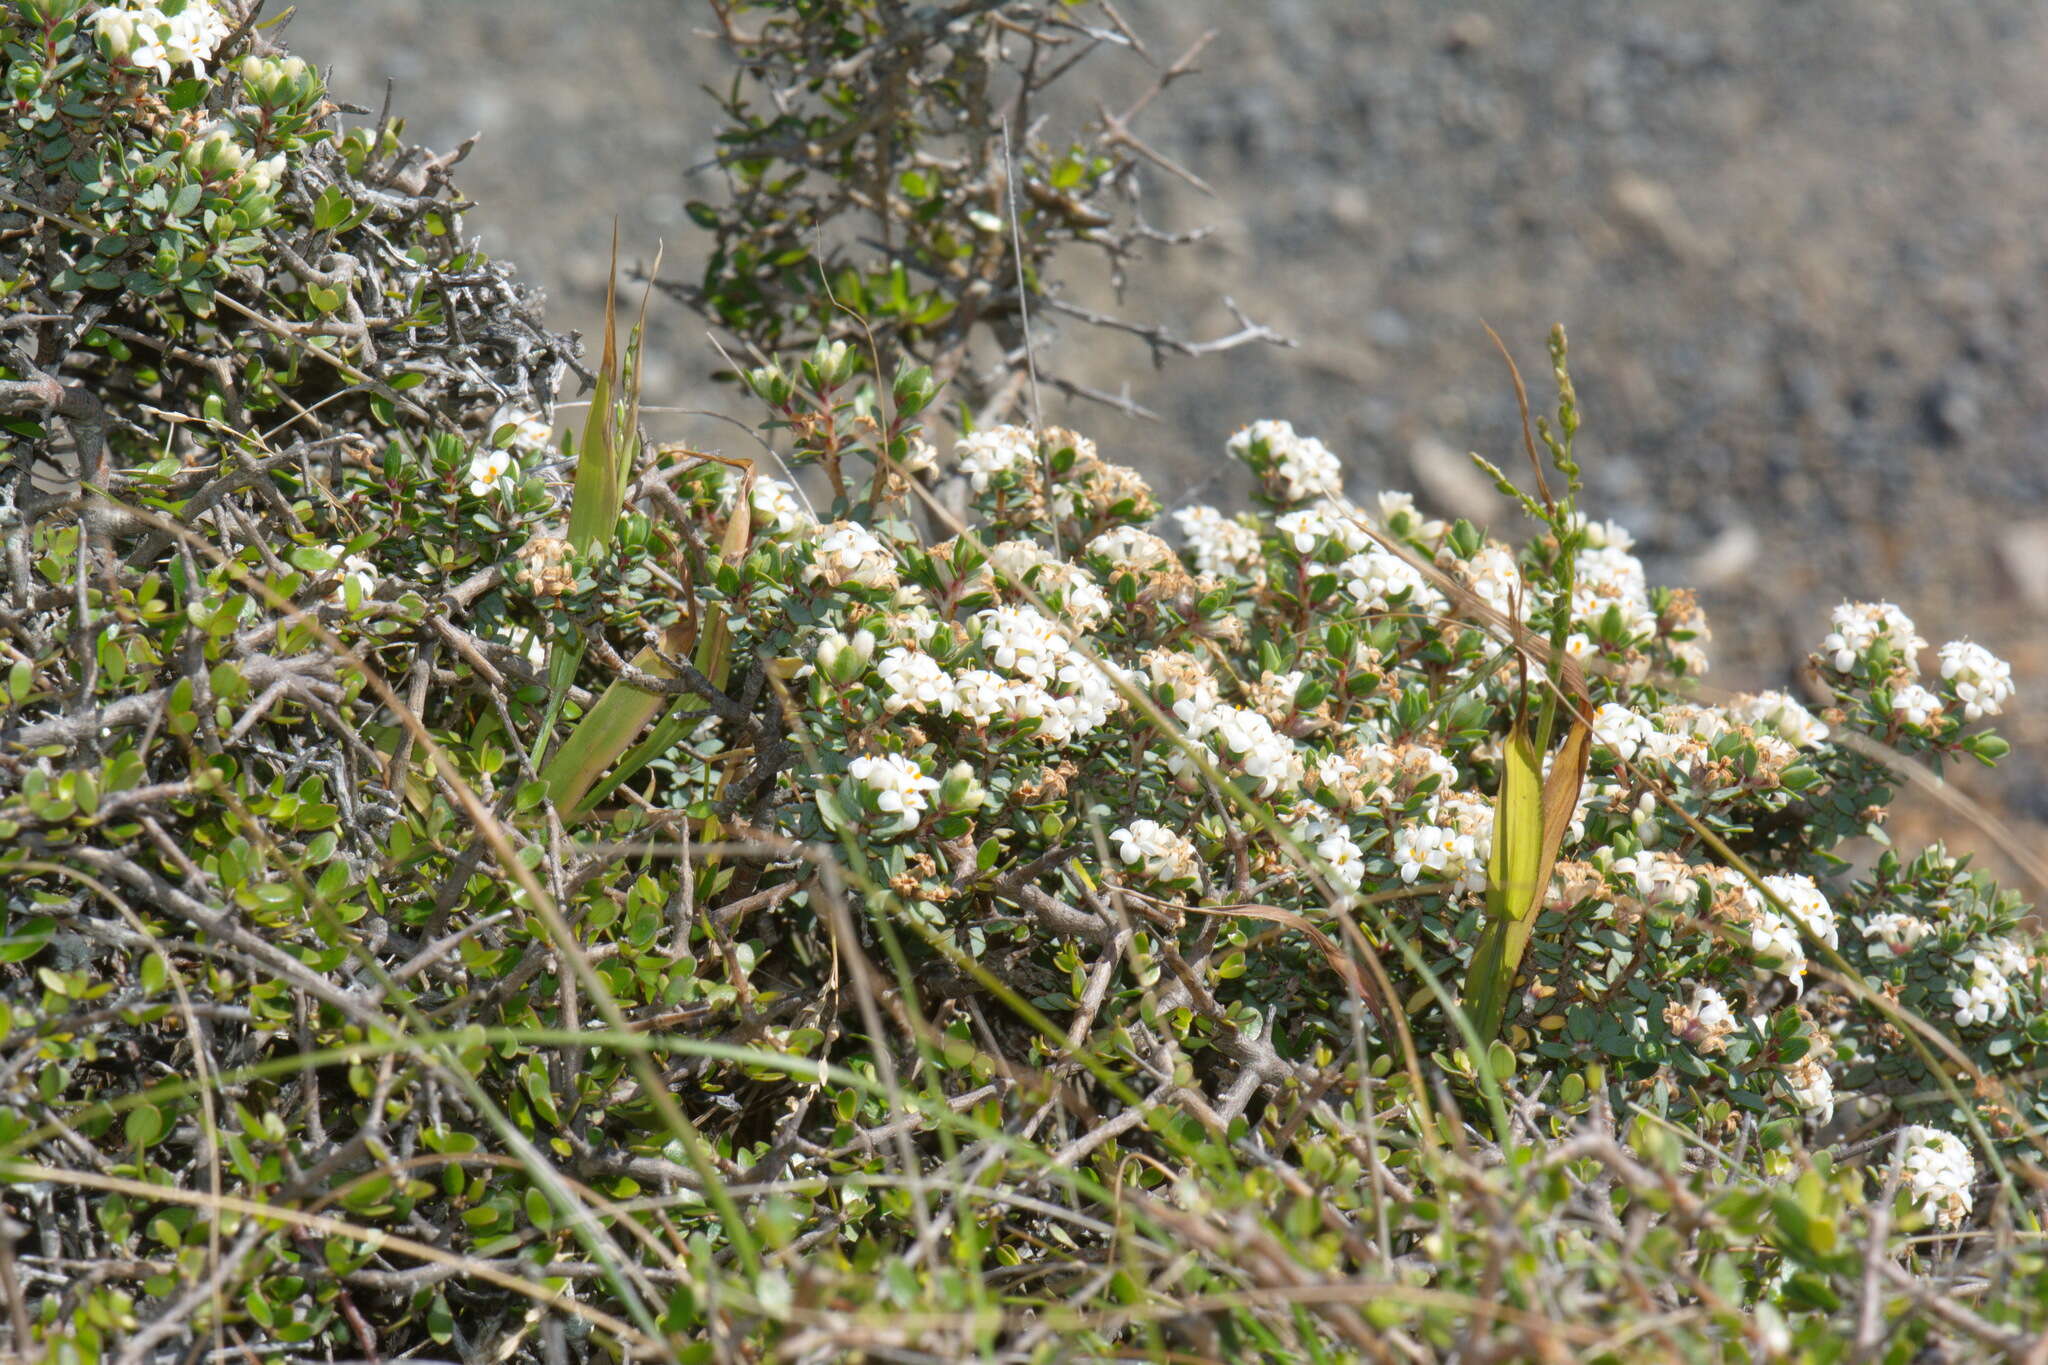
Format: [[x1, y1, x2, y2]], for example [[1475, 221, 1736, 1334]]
[[938, 761, 986, 812], [746, 363, 792, 407], [183, 126, 251, 183], [92, 9, 142, 64], [802, 337, 857, 392], [891, 364, 937, 416], [242, 153, 287, 195], [239, 53, 320, 108], [6, 59, 44, 102], [817, 629, 875, 685]]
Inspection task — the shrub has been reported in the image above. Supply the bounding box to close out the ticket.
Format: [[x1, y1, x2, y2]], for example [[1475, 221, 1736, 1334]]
[[2, 2, 2044, 1362]]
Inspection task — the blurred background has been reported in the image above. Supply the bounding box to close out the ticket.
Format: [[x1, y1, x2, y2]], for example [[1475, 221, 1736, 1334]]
[[286, 0, 2048, 873]]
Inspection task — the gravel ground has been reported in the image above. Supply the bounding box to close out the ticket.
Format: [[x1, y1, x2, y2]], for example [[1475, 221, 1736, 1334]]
[[283, 0, 2048, 864]]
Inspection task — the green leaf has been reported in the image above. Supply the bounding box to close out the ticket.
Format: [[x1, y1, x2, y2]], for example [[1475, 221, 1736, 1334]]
[[1463, 719, 1589, 1041], [166, 78, 209, 110], [125, 1103, 166, 1149]]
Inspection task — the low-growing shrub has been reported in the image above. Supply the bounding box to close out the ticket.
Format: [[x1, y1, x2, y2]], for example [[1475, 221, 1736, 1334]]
[[2, 2, 2044, 1362]]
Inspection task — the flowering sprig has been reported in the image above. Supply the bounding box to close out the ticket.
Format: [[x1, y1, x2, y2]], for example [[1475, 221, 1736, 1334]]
[[545, 323, 2048, 1258]]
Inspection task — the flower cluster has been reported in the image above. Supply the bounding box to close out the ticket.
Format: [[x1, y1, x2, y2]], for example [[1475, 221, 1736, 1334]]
[[1736, 873, 1839, 986], [1898, 1126, 1977, 1230], [1820, 601, 1928, 676], [844, 752, 941, 834], [1172, 506, 1263, 578], [1113, 819, 1202, 885], [719, 388, 2038, 1241], [1166, 694, 1306, 798], [956, 424, 1038, 492], [93, 0, 231, 82], [1950, 937, 2027, 1028], [1228, 419, 1344, 503], [1663, 985, 1739, 1055], [1729, 690, 1829, 748], [1938, 639, 2015, 720], [807, 521, 900, 589]]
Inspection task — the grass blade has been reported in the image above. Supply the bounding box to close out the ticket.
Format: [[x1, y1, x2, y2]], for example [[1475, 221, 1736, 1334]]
[[1463, 718, 1588, 1040], [541, 456, 754, 819]]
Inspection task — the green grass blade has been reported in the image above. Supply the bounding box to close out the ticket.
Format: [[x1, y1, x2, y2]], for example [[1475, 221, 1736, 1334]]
[[570, 693, 705, 818], [1464, 722, 1544, 1039], [540, 645, 675, 816], [539, 228, 649, 763], [1464, 719, 1590, 1040], [567, 223, 627, 554]]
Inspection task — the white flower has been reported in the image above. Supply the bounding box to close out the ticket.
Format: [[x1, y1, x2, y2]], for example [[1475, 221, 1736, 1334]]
[[1377, 489, 1418, 524], [990, 549, 1112, 629], [1273, 435, 1344, 502], [1313, 749, 1363, 799], [157, 0, 230, 74], [1898, 1126, 1975, 1229], [493, 407, 554, 453], [898, 436, 939, 476], [987, 537, 1056, 580], [1762, 874, 1838, 951], [1857, 911, 1931, 957], [1951, 946, 2015, 1028], [976, 604, 1070, 682], [1663, 985, 1738, 1054], [846, 752, 940, 832], [1294, 816, 1366, 891], [806, 521, 899, 589], [1050, 657, 1125, 738], [751, 477, 814, 533], [1820, 602, 1926, 674], [1730, 691, 1829, 748], [1950, 976, 2006, 1028], [1228, 419, 1343, 502], [1339, 547, 1444, 616], [1784, 1053, 1835, 1124], [1112, 819, 1201, 884], [1748, 908, 1807, 981], [1890, 683, 1943, 729], [1377, 489, 1448, 543], [1046, 569, 1112, 629], [324, 548, 377, 604], [467, 447, 515, 497], [1571, 514, 1637, 552], [1311, 498, 1376, 553], [1085, 526, 1176, 571], [1937, 640, 2015, 721], [1172, 505, 1264, 578], [1980, 936, 2031, 978], [1572, 544, 1656, 639], [876, 648, 952, 716], [1457, 543, 1527, 618], [1590, 704, 1657, 764], [97, 1, 231, 81], [1392, 823, 1479, 889], [947, 668, 1007, 725], [1166, 697, 1303, 796], [956, 425, 1037, 491], [1275, 507, 1335, 555], [1610, 851, 1698, 910], [995, 679, 1072, 742], [1144, 649, 1220, 709], [1215, 706, 1304, 795]]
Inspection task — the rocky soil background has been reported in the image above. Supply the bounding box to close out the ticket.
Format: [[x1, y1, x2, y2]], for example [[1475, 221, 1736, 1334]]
[[284, 0, 2048, 872]]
